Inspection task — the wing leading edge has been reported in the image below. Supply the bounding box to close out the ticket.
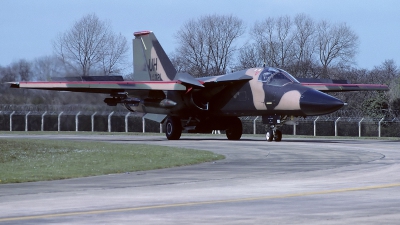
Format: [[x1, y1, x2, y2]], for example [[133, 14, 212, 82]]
[[9, 80, 186, 93], [9, 70, 253, 94]]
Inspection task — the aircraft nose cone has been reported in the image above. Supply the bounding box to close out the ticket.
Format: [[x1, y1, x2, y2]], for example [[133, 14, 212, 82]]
[[300, 89, 344, 116]]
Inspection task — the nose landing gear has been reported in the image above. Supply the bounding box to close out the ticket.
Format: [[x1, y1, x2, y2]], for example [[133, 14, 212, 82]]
[[263, 115, 285, 142], [265, 125, 282, 142]]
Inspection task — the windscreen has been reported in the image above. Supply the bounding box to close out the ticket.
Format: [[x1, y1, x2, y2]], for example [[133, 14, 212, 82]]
[[258, 67, 299, 86]]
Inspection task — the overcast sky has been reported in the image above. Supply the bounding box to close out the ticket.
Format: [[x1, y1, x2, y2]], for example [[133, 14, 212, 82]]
[[1, 0, 399, 70]]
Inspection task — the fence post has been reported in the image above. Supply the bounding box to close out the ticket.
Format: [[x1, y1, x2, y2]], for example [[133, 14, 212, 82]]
[[25, 111, 31, 132], [378, 117, 384, 138], [358, 118, 364, 137], [335, 117, 341, 136], [293, 123, 296, 136], [108, 111, 114, 132], [9, 111, 15, 131], [41, 111, 47, 131], [75, 111, 81, 132], [313, 116, 319, 136], [91, 112, 97, 132], [142, 117, 145, 133], [58, 112, 63, 132], [160, 123, 163, 133], [253, 116, 259, 135], [125, 112, 131, 133]]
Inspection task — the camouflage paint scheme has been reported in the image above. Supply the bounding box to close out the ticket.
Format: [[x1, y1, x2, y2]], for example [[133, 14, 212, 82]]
[[13, 81, 185, 92], [10, 31, 389, 140]]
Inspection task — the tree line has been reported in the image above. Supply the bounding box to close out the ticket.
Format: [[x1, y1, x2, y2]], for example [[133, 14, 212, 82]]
[[0, 13, 399, 118], [172, 14, 358, 79]]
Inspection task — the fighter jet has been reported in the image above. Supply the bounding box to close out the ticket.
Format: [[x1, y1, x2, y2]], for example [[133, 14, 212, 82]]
[[10, 31, 388, 141]]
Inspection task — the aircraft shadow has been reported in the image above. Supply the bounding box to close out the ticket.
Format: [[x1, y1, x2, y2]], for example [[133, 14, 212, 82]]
[[101, 137, 344, 144]]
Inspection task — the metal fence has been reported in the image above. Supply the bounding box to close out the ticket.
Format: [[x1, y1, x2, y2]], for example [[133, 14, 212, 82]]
[[0, 110, 160, 133], [242, 116, 400, 137], [0, 110, 399, 137]]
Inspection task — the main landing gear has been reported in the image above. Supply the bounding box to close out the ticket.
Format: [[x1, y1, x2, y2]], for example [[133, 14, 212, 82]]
[[165, 116, 182, 140], [164, 116, 243, 140], [265, 125, 282, 142], [225, 117, 242, 140]]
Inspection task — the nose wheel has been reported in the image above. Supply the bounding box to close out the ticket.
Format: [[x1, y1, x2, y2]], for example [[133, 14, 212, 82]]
[[265, 126, 282, 142]]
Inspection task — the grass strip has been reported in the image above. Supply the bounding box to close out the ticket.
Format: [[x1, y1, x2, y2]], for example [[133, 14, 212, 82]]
[[0, 138, 224, 184]]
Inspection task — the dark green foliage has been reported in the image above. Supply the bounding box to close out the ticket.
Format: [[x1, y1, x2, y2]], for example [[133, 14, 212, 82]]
[[362, 92, 389, 118]]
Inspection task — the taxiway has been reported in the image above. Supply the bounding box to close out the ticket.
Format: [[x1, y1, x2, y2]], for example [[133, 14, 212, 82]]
[[0, 135, 399, 224]]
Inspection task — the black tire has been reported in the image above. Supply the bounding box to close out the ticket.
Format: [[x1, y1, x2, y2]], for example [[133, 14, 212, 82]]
[[274, 130, 282, 142], [266, 131, 274, 142], [226, 117, 242, 140], [165, 117, 182, 140]]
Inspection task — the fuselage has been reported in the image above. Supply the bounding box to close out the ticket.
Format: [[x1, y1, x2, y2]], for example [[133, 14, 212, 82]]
[[130, 67, 344, 118]]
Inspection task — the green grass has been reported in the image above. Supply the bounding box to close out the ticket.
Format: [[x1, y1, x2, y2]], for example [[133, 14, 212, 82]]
[[0, 138, 224, 184]]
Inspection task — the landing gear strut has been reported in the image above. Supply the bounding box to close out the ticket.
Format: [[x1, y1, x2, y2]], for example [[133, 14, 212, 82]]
[[265, 125, 282, 142]]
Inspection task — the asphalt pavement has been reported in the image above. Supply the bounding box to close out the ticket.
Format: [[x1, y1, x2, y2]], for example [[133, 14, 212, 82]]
[[0, 134, 399, 224]]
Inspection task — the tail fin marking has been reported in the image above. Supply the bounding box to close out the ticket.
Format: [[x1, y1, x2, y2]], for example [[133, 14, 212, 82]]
[[133, 31, 176, 81]]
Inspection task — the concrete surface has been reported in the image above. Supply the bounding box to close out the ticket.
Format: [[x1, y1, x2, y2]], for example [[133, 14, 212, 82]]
[[0, 134, 399, 224]]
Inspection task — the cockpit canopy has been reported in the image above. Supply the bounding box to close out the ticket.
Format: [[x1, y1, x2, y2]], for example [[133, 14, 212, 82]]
[[258, 67, 299, 86]]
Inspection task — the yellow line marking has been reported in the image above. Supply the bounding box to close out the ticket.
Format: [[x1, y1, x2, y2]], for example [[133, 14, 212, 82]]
[[1, 183, 400, 222]]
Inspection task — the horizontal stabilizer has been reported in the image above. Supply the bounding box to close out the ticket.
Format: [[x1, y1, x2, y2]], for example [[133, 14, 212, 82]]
[[199, 70, 253, 85], [216, 73, 253, 82], [175, 73, 204, 87]]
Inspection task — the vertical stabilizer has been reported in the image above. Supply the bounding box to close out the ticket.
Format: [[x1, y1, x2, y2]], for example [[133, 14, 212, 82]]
[[133, 31, 176, 81]]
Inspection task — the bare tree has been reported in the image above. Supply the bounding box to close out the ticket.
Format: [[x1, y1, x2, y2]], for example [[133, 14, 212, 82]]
[[99, 33, 129, 76], [237, 14, 359, 79], [317, 21, 358, 78], [251, 16, 296, 68], [0, 59, 34, 103], [252, 18, 273, 66], [173, 14, 245, 77], [234, 43, 261, 70], [32, 55, 67, 80], [53, 14, 128, 76], [0, 59, 32, 82], [170, 52, 188, 73], [292, 14, 317, 77]]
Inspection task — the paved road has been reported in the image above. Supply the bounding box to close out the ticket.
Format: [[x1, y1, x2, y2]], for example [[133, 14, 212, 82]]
[[0, 134, 399, 224]]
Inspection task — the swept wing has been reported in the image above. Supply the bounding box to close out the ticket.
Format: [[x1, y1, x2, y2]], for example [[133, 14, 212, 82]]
[[9, 80, 186, 94], [301, 82, 388, 92], [297, 78, 388, 92]]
